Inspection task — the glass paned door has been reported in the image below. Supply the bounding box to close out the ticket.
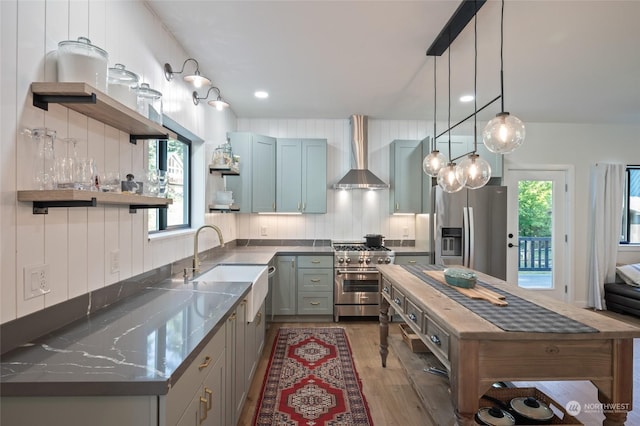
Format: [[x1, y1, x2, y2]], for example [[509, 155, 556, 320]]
[[506, 169, 568, 301]]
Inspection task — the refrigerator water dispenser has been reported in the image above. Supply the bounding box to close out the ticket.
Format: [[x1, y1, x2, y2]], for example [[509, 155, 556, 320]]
[[441, 228, 462, 256]]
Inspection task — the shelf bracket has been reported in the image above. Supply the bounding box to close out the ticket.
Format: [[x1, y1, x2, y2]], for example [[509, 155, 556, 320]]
[[32, 198, 97, 214], [129, 134, 171, 145], [129, 204, 169, 214], [33, 93, 97, 111]]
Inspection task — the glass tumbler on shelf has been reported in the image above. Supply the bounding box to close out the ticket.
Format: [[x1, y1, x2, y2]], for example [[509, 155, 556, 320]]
[[75, 158, 97, 191], [31, 128, 57, 190], [55, 138, 78, 189]]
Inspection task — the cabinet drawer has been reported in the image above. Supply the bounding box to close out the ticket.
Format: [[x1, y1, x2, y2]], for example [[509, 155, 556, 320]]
[[297, 292, 333, 315], [394, 255, 429, 266], [405, 298, 424, 330], [297, 268, 333, 291], [390, 287, 406, 312], [164, 326, 225, 426], [297, 255, 333, 268], [423, 316, 449, 361], [381, 277, 392, 296]]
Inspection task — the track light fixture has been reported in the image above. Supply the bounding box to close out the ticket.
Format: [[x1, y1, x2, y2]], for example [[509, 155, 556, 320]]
[[164, 58, 211, 88], [192, 87, 230, 111]]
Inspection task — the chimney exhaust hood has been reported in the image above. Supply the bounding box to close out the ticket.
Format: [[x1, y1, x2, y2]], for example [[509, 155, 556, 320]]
[[333, 115, 389, 190]]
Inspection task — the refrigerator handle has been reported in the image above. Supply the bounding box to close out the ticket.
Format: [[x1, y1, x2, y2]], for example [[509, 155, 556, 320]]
[[463, 207, 470, 268], [468, 206, 475, 270]]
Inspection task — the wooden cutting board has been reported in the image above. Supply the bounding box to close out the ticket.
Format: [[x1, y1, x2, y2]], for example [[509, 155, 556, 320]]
[[424, 271, 508, 306]]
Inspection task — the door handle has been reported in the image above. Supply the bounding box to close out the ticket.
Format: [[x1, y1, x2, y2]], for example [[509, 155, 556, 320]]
[[508, 243, 515, 248]]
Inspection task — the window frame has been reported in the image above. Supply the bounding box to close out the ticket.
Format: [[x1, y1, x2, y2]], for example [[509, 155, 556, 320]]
[[148, 117, 199, 234], [621, 165, 640, 245]]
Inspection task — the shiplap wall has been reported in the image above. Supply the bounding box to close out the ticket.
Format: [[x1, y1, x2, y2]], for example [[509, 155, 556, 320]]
[[0, 0, 236, 323], [236, 118, 430, 241]]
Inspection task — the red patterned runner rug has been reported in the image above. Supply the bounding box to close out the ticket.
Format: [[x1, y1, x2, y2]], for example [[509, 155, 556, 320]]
[[253, 327, 374, 425]]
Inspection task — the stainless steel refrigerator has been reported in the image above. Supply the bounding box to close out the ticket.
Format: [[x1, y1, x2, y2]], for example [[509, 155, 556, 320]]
[[431, 185, 507, 280]]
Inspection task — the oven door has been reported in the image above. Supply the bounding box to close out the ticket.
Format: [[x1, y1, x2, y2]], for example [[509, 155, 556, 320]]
[[335, 269, 380, 304]]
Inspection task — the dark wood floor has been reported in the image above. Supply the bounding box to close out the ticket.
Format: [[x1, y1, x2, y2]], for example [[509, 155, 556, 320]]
[[238, 311, 640, 426]]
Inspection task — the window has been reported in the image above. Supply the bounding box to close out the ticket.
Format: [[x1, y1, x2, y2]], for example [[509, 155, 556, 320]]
[[621, 166, 640, 244], [148, 118, 194, 233]]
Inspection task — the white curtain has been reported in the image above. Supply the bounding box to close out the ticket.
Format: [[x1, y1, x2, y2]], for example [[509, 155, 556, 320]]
[[587, 163, 625, 310]]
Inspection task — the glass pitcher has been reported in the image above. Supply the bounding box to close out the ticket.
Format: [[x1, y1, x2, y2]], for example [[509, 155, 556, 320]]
[[31, 128, 57, 190]]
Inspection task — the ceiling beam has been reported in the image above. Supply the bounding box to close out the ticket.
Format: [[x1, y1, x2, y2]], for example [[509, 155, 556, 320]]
[[426, 0, 486, 56]]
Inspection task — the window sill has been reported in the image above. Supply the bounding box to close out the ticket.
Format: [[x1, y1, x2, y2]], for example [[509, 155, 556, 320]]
[[148, 228, 195, 242], [618, 244, 640, 252]]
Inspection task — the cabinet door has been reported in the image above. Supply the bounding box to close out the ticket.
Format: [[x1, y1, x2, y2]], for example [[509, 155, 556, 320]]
[[390, 140, 423, 213], [394, 255, 430, 266], [297, 268, 333, 292], [233, 301, 248, 424], [224, 313, 235, 426], [301, 139, 327, 213], [273, 256, 297, 315], [252, 135, 276, 212], [276, 139, 303, 212], [201, 350, 225, 426], [226, 132, 254, 213]]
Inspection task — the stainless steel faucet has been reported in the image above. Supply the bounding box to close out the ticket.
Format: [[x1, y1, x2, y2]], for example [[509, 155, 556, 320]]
[[193, 224, 225, 274]]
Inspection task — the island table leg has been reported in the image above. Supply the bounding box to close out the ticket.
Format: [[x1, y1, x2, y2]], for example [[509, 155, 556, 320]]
[[379, 296, 390, 367]]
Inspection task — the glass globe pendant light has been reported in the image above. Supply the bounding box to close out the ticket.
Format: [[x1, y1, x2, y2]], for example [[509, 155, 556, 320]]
[[461, 4, 491, 190], [437, 43, 466, 193], [423, 58, 446, 177], [438, 162, 466, 193], [483, 0, 525, 154]]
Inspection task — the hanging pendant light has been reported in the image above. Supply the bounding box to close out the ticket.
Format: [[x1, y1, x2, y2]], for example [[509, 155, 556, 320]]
[[462, 1, 491, 189], [483, 0, 525, 154], [423, 57, 446, 177], [438, 41, 465, 193]]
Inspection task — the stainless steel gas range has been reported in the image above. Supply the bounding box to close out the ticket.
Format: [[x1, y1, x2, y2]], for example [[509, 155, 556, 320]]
[[333, 241, 395, 322]]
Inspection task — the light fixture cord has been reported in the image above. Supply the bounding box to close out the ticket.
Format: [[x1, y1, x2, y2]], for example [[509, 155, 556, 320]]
[[433, 57, 437, 152], [473, 0, 478, 152], [447, 31, 452, 163], [500, 0, 505, 112]]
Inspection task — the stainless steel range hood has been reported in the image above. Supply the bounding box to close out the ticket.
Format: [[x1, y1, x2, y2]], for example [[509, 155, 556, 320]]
[[333, 115, 389, 190]]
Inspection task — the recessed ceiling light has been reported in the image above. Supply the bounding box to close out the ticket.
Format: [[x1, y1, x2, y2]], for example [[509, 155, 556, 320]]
[[460, 95, 474, 102], [254, 91, 269, 99]]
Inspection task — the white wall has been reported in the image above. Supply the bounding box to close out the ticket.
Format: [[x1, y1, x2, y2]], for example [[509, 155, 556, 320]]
[[236, 118, 427, 241], [0, 0, 237, 324]]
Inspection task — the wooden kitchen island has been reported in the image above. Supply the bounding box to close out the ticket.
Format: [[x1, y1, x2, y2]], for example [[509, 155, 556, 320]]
[[377, 264, 640, 426]]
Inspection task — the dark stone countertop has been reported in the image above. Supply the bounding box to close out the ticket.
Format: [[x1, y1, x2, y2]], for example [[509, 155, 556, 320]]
[[0, 277, 251, 397]]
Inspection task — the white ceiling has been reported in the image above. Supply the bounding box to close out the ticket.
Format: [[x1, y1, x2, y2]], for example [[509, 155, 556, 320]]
[[146, 0, 640, 126]]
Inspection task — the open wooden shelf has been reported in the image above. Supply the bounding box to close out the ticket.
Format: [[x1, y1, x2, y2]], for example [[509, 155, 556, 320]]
[[208, 164, 239, 176], [30, 82, 177, 144], [18, 190, 172, 214]]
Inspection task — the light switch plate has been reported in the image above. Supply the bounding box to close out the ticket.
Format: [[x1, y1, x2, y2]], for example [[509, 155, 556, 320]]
[[110, 249, 120, 274], [260, 226, 268, 236]]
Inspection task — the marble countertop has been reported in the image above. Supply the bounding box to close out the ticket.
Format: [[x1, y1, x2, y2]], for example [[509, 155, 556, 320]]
[[0, 278, 251, 396], [0, 242, 423, 397]]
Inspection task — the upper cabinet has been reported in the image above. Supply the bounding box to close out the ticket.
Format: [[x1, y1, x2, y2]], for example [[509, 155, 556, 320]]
[[390, 139, 429, 214], [226, 132, 276, 213], [276, 138, 327, 213]]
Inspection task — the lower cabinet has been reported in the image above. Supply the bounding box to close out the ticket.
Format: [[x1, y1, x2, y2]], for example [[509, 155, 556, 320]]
[[176, 351, 225, 426], [271, 255, 334, 316], [394, 254, 430, 266]]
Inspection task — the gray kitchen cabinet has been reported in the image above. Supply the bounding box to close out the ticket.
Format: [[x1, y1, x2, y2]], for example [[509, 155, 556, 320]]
[[390, 139, 424, 214], [176, 350, 225, 426], [276, 138, 327, 213], [272, 256, 297, 315], [244, 301, 265, 396], [226, 132, 276, 213], [296, 255, 333, 315], [225, 300, 248, 426]]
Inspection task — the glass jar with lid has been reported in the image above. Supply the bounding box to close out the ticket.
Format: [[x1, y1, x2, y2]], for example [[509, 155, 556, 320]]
[[57, 37, 109, 92], [212, 140, 233, 168], [108, 64, 139, 110], [136, 83, 163, 125]]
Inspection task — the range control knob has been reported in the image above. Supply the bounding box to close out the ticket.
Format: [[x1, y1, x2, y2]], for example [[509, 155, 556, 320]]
[[345, 257, 351, 264], [377, 258, 384, 264], [358, 258, 364, 264], [338, 258, 344, 264], [385, 258, 392, 264], [365, 258, 371, 264]]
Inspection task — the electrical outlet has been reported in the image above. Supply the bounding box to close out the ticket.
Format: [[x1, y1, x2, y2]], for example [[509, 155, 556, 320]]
[[110, 249, 120, 274], [260, 226, 268, 236], [403, 227, 409, 237], [24, 264, 50, 300]]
